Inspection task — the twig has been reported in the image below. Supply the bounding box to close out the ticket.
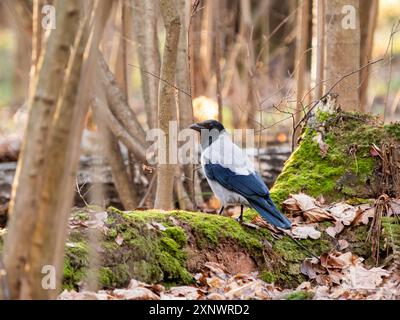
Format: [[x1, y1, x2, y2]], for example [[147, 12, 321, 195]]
[[279, 228, 320, 260], [138, 173, 157, 208], [128, 63, 192, 97]]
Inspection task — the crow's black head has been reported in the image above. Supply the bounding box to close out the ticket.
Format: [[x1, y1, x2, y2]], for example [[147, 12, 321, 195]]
[[189, 120, 225, 133], [190, 120, 225, 149]]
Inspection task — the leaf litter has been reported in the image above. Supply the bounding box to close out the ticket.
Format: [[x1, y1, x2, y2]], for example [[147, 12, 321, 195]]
[[61, 193, 399, 300]]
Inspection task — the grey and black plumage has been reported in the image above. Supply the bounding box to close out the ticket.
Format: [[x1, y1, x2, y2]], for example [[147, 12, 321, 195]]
[[190, 120, 291, 229]]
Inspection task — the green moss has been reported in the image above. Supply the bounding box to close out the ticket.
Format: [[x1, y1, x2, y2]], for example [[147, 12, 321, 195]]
[[73, 212, 89, 221], [286, 291, 314, 300], [385, 123, 400, 140], [259, 271, 277, 283], [271, 112, 400, 207], [63, 242, 89, 290], [57, 207, 399, 289], [163, 227, 187, 247]]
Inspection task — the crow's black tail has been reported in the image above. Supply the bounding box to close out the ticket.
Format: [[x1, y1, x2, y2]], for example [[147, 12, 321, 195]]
[[248, 196, 291, 229]]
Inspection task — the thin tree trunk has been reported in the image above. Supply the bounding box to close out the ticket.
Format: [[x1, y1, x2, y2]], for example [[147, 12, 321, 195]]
[[98, 54, 146, 145], [325, 0, 360, 110], [4, 0, 32, 108], [359, 0, 378, 112], [40, 0, 113, 299], [312, 0, 325, 101], [214, 0, 223, 123], [30, 0, 44, 95], [176, 0, 194, 209], [131, 0, 161, 129], [294, 0, 311, 143], [93, 91, 138, 210], [154, 0, 181, 210], [240, 0, 257, 130], [3, 0, 81, 300]]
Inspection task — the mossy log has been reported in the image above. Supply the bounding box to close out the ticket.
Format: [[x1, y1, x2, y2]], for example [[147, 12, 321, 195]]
[[0, 208, 398, 291], [271, 111, 400, 206], [55, 209, 399, 290]]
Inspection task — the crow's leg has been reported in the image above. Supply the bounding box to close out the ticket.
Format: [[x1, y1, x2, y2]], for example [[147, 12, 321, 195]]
[[218, 206, 225, 215], [236, 205, 244, 223]]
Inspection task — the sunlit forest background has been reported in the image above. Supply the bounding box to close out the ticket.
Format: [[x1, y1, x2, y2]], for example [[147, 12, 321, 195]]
[[1, 0, 400, 141]]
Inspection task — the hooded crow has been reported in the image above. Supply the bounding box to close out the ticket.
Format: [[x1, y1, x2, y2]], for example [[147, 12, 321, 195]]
[[190, 120, 291, 229]]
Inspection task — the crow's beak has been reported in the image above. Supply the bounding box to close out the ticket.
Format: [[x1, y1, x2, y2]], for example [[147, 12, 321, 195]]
[[189, 123, 204, 132]]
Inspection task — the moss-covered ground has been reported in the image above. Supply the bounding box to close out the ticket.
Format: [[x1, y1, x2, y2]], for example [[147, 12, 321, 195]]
[[271, 111, 400, 206], [56, 207, 399, 290]]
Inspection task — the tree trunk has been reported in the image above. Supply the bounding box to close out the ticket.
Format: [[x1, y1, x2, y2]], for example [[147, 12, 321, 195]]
[[131, 0, 161, 130], [93, 99, 138, 210], [3, 0, 32, 109], [154, 0, 181, 210], [294, 0, 311, 143], [325, 0, 360, 110], [29, 0, 44, 96], [176, 0, 195, 209], [359, 0, 378, 112], [3, 0, 80, 300], [312, 0, 325, 101]]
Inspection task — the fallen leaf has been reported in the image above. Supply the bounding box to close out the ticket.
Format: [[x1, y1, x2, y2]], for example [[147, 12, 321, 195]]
[[115, 234, 124, 246], [328, 203, 356, 225], [388, 199, 400, 216], [325, 220, 344, 237], [166, 286, 201, 300], [338, 239, 349, 251], [301, 258, 320, 279], [352, 206, 375, 226], [303, 209, 334, 223], [292, 225, 321, 239], [342, 265, 390, 290], [283, 193, 334, 222], [207, 293, 226, 300], [113, 287, 160, 300], [206, 277, 226, 289], [320, 251, 356, 269]]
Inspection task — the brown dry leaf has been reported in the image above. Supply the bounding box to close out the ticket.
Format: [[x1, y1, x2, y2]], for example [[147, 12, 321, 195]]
[[328, 203, 356, 225], [352, 206, 375, 226], [325, 220, 344, 238], [388, 199, 400, 216], [206, 276, 226, 289], [288, 193, 317, 212], [303, 209, 334, 223], [113, 287, 160, 300], [224, 282, 255, 299], [204, 262, 229, 279], [320, 251, 356, 269], [342, 265, 390, 290], [115, 234, 124, 246], [283, 193, 334, 222], [312, 132, 329, 157], [282, 198, 301, 213], [338, 239, 349, 251], [301, 258, 321, 279], [207, 293, 226, 300], [327, 270, 343, 285], [292, 225, 321, 240], [166, 286, 201, 300]]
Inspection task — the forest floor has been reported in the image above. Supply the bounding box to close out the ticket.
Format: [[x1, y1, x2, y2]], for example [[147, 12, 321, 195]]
[[57, 191, 400, 300]]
